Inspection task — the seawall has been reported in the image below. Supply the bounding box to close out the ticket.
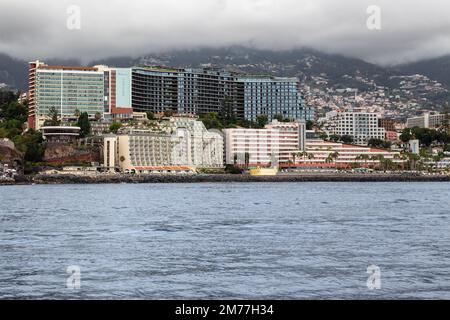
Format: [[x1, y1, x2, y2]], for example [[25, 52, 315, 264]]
[[3, 173, 448, 185]]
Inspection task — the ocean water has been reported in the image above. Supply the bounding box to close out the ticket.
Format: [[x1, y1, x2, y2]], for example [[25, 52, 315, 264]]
[[0, 182, 449, 299]]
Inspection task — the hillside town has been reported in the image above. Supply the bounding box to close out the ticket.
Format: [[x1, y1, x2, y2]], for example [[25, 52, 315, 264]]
[[1, 60, 450, 182]]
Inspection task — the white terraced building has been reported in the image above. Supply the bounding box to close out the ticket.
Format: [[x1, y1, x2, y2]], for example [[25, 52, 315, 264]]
[[287, 134, 404, 169], [304, 141, 402, 164], [223, 120, 306, 166], [324, 112, 386, 146], [103, 117, 224, 173]]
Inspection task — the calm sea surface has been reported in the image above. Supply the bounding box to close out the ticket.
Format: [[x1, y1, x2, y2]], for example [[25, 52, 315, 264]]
[[0, 182, 449, 299]]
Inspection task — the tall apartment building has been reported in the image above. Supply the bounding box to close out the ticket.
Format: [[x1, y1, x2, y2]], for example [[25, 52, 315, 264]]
[[103, 117, 223, 173], [28, 60, 105, 130], [132, 66, 240, 116], [28, 61, 314, 129], [406, 113, 448, 129], [131, 66, 312, 122], [324, 112, 386, 145], [237, 76, 312, 122], [223, 120, 306, 166]]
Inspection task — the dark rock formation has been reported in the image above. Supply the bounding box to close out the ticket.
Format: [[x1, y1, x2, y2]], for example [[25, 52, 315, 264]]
[[28, 173, 450, 185]]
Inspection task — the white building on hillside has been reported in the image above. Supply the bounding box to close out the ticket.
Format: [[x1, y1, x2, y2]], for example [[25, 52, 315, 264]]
[[223, 120, 306, 166], [406, 113, 448, 129], [103, 117, 224, 173], [324, 112, 386, 145]]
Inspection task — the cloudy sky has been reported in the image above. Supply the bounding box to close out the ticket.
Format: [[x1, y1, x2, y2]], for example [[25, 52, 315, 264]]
[[1, 0, 450, 65]]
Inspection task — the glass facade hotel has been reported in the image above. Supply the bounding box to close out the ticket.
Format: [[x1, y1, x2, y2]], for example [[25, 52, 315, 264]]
[[35, 70, 104, 118], [131, 66, 313, 122], [236, 76, 313, 122], [28, 61, 314, 129]]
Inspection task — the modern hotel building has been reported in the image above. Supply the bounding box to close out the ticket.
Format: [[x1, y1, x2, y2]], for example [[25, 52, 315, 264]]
[[290, 134, 404, 169], [28, 60, 104, 130], [28, 61, 314, 129], [406, 112, 448, 129], [237, 76, 312, 122], [95, 66, 133, 121], [103, 117, 224, 173], [223, 120, 306, 167], [324, 112, 386, 146], [131, 66, 313, 122], [132, 67, 241, 117]]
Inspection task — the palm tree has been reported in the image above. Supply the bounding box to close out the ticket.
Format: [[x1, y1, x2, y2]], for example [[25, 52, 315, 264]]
[[433, 154, 444, 172], [356, 154, 369, 168], [406, 152, 421, 171], [307, 153, 315, 164], [244, 152, 250, 168], [325, 152, 339, 167]]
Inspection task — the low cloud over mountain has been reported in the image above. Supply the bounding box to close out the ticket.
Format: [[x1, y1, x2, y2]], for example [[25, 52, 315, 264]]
[[1, 0, 450, 65]]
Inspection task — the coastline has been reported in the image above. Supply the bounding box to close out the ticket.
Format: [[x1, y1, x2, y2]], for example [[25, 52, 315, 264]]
[[2, 173, 450, 185]]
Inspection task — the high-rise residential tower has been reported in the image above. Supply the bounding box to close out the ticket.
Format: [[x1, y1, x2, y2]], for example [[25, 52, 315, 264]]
[[131, 66, 312, 122], [28, 60, 105, 130]]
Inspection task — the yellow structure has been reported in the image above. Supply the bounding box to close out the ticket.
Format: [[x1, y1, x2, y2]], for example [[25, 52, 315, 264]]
[[249, 167, 278, 176]]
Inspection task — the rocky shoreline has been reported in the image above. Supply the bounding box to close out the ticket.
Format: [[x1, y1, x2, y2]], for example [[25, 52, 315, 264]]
[[2, 173, 450, 185]]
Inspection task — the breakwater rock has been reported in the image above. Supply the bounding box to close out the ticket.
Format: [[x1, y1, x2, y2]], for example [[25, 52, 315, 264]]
[[25, 173, 450, 184]]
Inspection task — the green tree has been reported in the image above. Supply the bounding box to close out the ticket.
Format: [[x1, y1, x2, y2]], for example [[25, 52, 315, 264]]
[[0, 101, 28, 123], [318, 132, 328, 140], [219, 96, 237, 127], [43, 106, 61, 126], [340, 135, 354, 144], [0, 119, 23, 139], [0, 89, 18, 108], [77, 112, 91, 138], [256, 115, 268, 128], [0, 127, 8, 138], [109, 122, 122, 134], [329, 134, 340, 142], [399, 129, 412, 143], [244, 152, 250, 168], [199, 112, 223, 130], [306, 120, 314, 130], [12, 129, 44, 162], [273, 114, 291, 122], [356, 154, 370, 168], [146, 112, 155, 120]]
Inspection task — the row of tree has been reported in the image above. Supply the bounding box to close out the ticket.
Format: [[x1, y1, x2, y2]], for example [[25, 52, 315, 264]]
[[0, 91, 44, 162], [400, 127, 450, 147]]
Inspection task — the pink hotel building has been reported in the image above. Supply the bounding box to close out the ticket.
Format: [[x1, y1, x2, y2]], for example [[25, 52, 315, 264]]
[[224, 122, 404, 168]]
